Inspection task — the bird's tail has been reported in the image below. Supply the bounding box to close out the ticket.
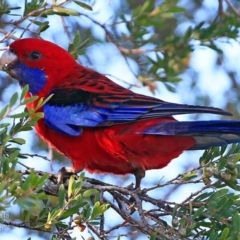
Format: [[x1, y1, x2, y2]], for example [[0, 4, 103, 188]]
[[143, 120, 240, 150]]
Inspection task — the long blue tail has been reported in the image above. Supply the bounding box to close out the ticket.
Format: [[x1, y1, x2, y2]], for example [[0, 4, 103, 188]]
[[143, 120, 240, 150]]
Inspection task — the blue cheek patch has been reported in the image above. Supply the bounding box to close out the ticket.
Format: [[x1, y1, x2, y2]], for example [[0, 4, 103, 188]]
[[13, 61, 47, 94]]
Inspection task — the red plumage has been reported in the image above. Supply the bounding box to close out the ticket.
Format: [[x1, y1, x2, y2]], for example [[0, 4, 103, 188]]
[[1, 38, 238, 186], [34, 114, 195, 174]]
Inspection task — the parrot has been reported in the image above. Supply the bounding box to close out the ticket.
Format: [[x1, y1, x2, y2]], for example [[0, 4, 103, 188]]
[[1, 37, 240, 188]]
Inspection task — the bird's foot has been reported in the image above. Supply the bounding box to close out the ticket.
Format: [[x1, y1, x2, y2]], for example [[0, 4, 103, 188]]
[[57, 167, 76, 184], [133, 168, 145, 190], [127, 169, 145, 214], [126, 183, 135, 190]]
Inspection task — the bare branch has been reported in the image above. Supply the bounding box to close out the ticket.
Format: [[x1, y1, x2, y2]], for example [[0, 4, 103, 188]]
[[225, 0, 240, 17]]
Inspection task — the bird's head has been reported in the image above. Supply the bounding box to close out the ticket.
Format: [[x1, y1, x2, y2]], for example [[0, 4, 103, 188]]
[[0, 38, 77, 97]]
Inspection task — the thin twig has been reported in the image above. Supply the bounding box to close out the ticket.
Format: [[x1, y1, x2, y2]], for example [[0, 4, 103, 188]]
[[225, 0, 240, 16]]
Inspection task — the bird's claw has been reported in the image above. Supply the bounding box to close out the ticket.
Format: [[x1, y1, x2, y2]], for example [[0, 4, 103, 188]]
[[57, 167, 76, 184]]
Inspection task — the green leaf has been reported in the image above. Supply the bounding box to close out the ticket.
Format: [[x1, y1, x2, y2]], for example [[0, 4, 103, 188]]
[[82, 203, 91, 219], [209, 229, 218, 240], [167, 6, 185, 13], [233, 153, 240, 164], [220, 145, 228, 155], [58, 184, 65, 208], [18, 199, 36, 210], [219, 227, 229, 240], [181, 170, 198, 181], [149, 232, 157, 240], [24, 0, 46, 15], [68, 31, 89, 59], [192, 206, 205, 220], [73, 1, 93, 11], [39, 201, 50, 218], [82, 189, 98, 199], [233, 212, 240, 232], [0, 105, 9, 119], [2, 135, 10, 146], [9, 92, 18, 108], [9, 112, 28, 118], [73, 31, 81, 46], [0, 123, 10, 129], [217, 156, 229, 170], [48, 208, 62, 221], [68, 175, 75, 198], [10, 138, 26, 145], [91, 202, 109, 219], [59, 202, 88, 219], [4, 150, 19, 169], [21, 170, 36, 191], [38, 21, 50, 33], [30, 20, 50, 33], [18, 126, 33, 132], [37, 94, 53, 109], [224, 180, 240, 191], [186, 223, 196, 234], [227, 144, 240, 156], [32, 112, 44, 120], [20, 85, 29, 100], [207, 189, 229, 202], [21, 96, 38, 105], [90, 221, 100, 225], [172, 204, 179, 219], [53, 7, 79, 16]]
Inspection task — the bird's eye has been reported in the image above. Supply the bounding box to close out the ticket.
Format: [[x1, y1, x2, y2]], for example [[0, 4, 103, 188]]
[[9, 47, 14, 53], [30, 51, 41, 60]]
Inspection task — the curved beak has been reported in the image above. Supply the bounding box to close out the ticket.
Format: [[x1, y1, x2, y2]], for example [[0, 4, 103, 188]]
[[0, 47, 18, 73]]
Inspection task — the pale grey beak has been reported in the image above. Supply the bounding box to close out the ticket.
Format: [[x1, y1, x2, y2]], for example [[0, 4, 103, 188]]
[[0, 47, 17, 71]]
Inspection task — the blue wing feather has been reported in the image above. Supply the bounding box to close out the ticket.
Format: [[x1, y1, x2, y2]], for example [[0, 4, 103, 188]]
[[143, 120, 240, 149], [43, 87, 232, 136], [44, 104, 108, 135]]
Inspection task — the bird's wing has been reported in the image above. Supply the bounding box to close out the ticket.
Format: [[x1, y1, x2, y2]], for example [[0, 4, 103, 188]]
[[43, 71, 231, 136]]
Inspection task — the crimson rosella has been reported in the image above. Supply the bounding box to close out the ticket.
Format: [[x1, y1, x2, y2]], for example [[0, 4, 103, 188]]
[[1, 38, 240, 188]]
